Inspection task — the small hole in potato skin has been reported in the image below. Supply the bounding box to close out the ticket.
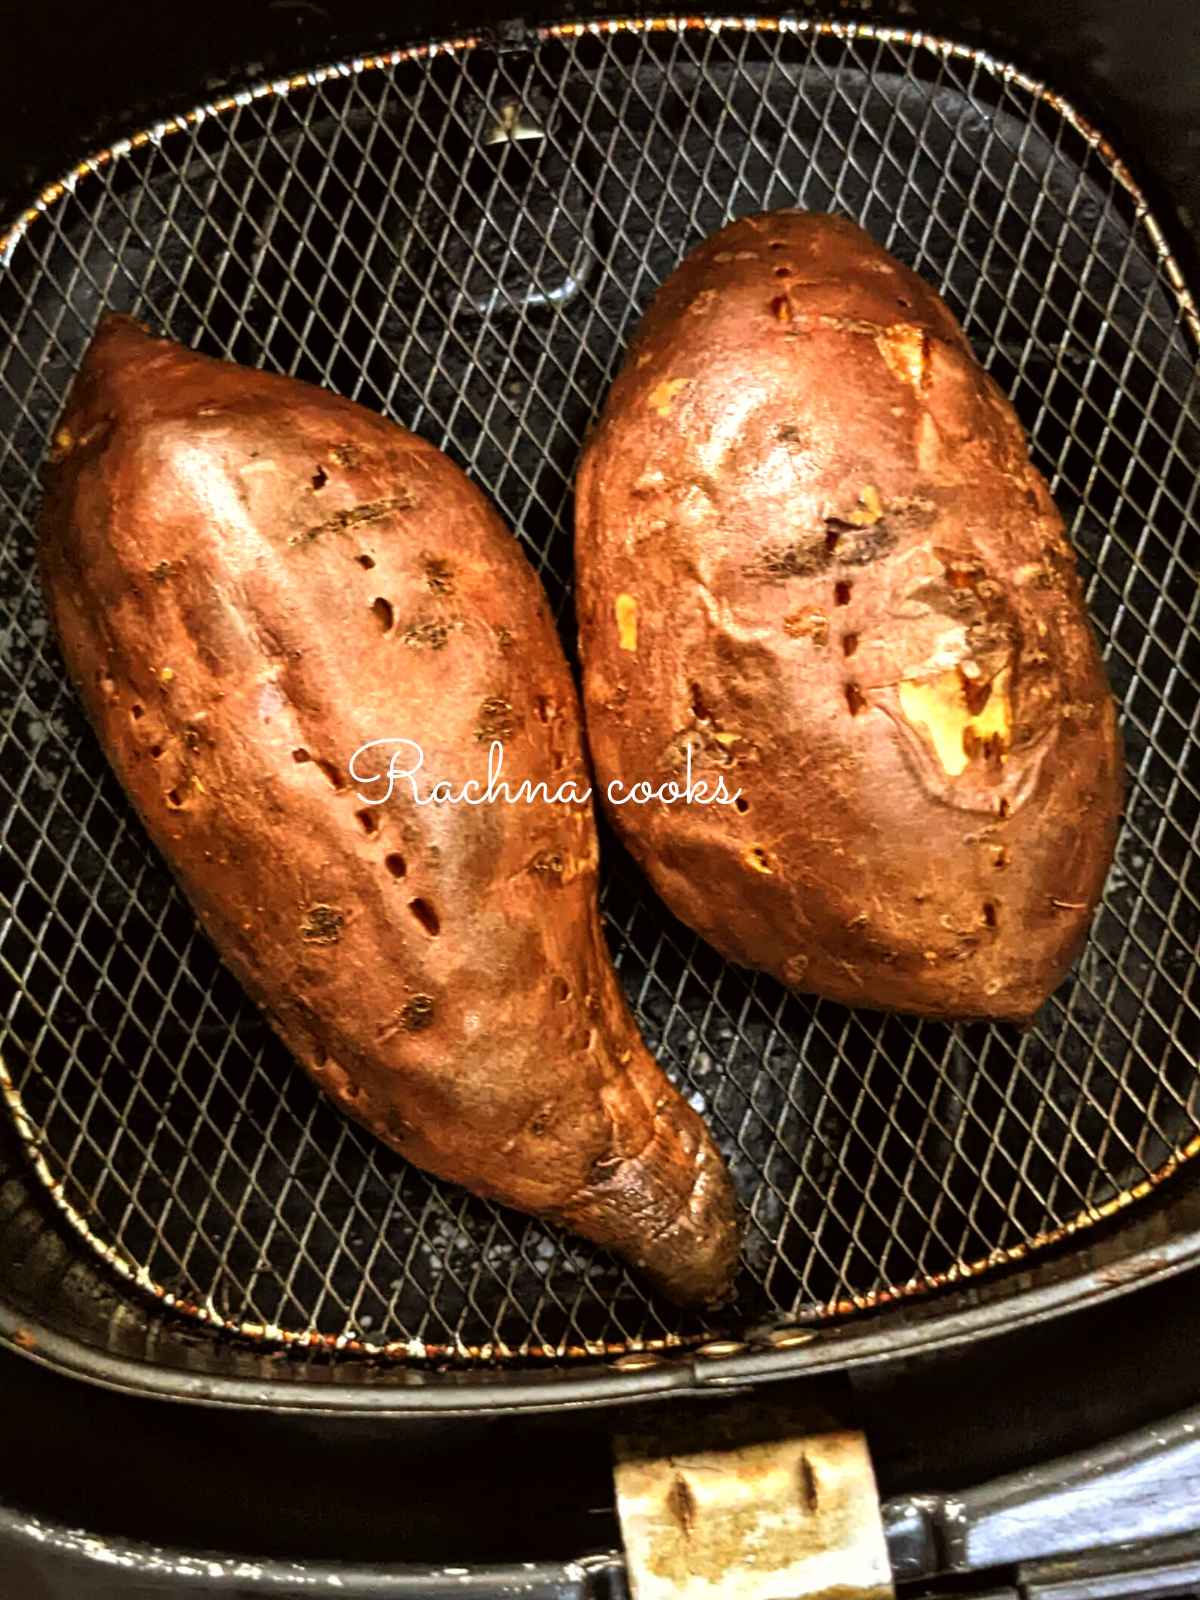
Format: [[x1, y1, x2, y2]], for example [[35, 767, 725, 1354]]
[[773, 264, 791, 278], [292, 748, 310, 764], [550, 976, 570, 1004], [769, 240, 786, 251], [356, 809, 380, 835], [734, 795, 749, 814], [690, 682, 714, 723], [983, 901, 998, 929], [371, 597, 394, 633], [149, 745, 163, 760], [842, 633, 859, 658], [165, 788, 184, 807], [534, 696, 554, 724], [316, 759, 345, 791], [312, 465, 328, 490], [845, 683, 867, 716], [997, 797, 1011, 820], [835, 580, 853, 606], [130, 704, 145, 720], [384, 852, 407, 879], [408, 898, 440, 937]]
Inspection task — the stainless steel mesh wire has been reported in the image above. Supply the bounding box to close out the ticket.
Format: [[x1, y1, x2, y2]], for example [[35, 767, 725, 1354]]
[[0, 18, 1197, 1362]]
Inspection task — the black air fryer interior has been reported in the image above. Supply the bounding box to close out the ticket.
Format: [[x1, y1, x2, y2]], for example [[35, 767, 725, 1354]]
[[0, 4, 1197, 1415]]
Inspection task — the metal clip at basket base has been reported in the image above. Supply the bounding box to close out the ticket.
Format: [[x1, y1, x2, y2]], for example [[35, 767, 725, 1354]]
[[615, 1413, 893, 1600]]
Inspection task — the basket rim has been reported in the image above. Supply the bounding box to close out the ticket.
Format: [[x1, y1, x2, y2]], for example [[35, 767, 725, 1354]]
[[2, 9, 1198, 1408]]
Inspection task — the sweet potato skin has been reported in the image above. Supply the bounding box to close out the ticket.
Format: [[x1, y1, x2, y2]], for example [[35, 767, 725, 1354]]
[[575, 212, 1123, 1020], [39, 316, 737, 1307]]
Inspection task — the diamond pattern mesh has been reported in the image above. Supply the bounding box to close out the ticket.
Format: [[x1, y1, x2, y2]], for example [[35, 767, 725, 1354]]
[[0, 20, 1198, 1362]]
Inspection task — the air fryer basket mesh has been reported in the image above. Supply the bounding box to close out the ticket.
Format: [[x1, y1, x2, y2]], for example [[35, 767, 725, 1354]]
[[0, 19, 1197, 1362]]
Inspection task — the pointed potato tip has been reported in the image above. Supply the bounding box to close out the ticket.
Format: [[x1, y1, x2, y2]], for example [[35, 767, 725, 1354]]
[[637, 1151, 741, 1310]]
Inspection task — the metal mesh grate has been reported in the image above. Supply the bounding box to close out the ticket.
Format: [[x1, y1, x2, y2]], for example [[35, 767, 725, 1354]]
[[0, 18, 1198, 1361]]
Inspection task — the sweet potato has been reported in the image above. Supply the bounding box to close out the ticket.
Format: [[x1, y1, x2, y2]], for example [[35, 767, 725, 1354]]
[[575, 211, 1123, 1021], [38, 316, 737, 1307]]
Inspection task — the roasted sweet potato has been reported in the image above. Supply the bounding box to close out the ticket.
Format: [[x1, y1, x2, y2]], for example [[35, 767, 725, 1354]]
[[575, 212, 1123, 1021], [38, 315, 737, 1307]]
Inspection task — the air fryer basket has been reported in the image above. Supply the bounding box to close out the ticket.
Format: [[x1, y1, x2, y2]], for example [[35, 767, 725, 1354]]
[[0, 17, 1198, 1402]]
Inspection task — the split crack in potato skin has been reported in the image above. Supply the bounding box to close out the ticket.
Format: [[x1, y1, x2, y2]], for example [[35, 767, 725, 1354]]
[[575, 209, 1123, 1022], [38, 314, 739, 1308]]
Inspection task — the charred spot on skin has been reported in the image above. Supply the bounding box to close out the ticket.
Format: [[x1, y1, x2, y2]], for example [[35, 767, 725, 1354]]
[[476, 696, 516, 742], [757, 541, 827, 581], [408, 898, 440, 937], [845, 683, 867, 716], [528, 1105, 555, 1138], [399, 995, 435, 1032], [423, 555, 454, 594], [356, 809, 380, 835], [402, 620, 449, 651], [290, 494, 415, 547], [384, 852, 407, 879], [838, 524, 899, 569], [531, 850, 565, 883], [745, 846, 773, 875], [300, 905, 344, 945], [371, 596, 395, 633]]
